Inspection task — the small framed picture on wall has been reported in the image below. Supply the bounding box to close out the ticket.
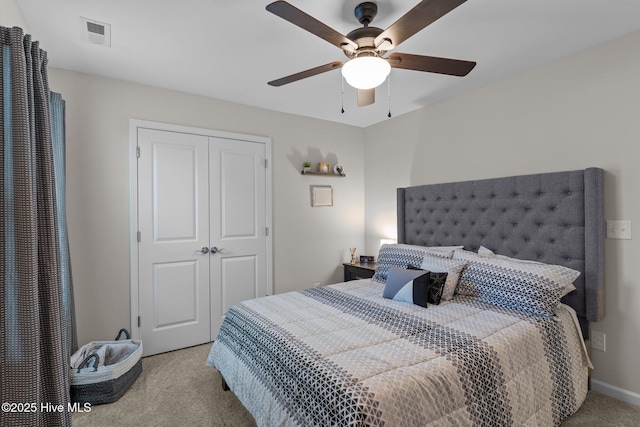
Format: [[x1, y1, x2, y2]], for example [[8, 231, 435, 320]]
[[311, 185, 333, 207]]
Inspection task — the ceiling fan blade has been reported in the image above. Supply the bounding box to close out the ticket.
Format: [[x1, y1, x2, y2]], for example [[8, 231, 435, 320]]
[[375, 0, 468, 50], [268, 61, 343, 87], [357, 89, 375, 107], [266, 1, 358, 52], [387, 52, 476, 76]]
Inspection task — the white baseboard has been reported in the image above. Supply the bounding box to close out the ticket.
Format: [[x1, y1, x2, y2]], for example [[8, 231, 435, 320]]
[[591, 379, 640, 407]]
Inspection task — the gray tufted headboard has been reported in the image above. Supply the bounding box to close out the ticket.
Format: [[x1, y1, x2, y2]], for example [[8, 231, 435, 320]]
[[397, 168, 605, 337]]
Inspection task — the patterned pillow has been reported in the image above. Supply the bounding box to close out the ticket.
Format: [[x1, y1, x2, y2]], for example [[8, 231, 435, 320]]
[[453, 250, 581, 317], [372, 244, 454, 283], [426, 272, 448, 305], [420, 245, 464, 256], [383, 266, 448, 307], [455, 248, 577, 297], [420, 254, 468, 301]]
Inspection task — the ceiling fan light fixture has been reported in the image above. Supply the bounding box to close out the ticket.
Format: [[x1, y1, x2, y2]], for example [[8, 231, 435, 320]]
[[341, 56, 390, 90]]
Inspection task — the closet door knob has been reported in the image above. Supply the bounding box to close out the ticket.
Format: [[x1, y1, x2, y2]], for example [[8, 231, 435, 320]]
[[210, 246, 222, 254], [200, 247, 210, 254]]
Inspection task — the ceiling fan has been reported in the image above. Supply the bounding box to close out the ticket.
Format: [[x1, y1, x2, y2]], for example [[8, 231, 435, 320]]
[[266, 0, 476, 107]]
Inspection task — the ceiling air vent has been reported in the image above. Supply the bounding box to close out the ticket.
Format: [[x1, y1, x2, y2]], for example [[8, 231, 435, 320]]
[[79, 17, 111, 47]]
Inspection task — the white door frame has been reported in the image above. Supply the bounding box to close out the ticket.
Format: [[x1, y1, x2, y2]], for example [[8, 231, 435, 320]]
[[128, 119, 273, 341]]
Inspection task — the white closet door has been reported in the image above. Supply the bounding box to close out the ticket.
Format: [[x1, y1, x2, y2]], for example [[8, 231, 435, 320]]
[[136, 127, 269, 355], [209, 137, 268, 336], [137, 129, 211, 355]]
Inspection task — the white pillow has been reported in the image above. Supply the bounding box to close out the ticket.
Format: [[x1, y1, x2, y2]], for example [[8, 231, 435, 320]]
[[477, 246, 495, 258], [478, 246, 551, 265]]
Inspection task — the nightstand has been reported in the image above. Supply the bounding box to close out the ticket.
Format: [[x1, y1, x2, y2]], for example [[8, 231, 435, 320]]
[[343, 262, 376, 282]]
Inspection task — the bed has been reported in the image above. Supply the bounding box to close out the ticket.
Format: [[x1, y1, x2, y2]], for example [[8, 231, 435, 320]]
[[207, 168, 605, 426]]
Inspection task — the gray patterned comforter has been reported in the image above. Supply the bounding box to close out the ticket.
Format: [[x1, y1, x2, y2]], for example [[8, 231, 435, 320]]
[[207, 280, 589, 426]]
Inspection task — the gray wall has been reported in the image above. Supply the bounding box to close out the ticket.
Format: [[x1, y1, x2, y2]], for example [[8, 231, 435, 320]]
[[0, 0, 28, 30], [364, 31, 640, 398], [47, 68, 365, 346]]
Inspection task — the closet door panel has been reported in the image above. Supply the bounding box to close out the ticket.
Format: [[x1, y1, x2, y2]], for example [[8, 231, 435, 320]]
[[210, 137, 267, 336], [138, 128, 210, 356]]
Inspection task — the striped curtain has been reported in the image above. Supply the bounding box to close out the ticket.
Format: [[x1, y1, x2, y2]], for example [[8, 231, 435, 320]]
[[1, 26, 76, 427]]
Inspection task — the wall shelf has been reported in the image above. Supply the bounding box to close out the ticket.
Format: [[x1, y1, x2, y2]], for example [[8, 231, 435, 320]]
[[301, 170, 345, 177]]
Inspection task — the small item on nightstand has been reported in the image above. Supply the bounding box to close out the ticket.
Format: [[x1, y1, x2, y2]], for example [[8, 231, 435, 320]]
[[360, 255, 374, 264], [349, 247, 356, 264]]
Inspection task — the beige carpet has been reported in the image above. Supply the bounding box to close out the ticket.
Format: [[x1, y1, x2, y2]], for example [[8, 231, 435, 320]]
[[73, 343, 254, 427], [73, 343, 640, 427]]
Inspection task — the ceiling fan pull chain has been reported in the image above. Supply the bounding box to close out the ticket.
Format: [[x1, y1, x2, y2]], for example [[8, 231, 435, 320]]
[[387, 75, 392, 118], [341, 76, 345, 114]]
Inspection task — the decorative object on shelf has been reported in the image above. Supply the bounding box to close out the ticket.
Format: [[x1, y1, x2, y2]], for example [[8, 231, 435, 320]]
[[311, 185, 333, 207], [349, 247, 357, 264], [318, 162, 330, 174], [360, 255, 374, 264], [334, 164, 344, 176], [303, 161, 311, 173]]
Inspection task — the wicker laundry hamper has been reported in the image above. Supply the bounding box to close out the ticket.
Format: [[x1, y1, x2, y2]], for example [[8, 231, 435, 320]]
[[70, 329, 143, 405]]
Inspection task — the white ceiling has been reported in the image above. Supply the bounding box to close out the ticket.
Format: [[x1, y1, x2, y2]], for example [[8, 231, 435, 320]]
[[17, 0, 640, 128]]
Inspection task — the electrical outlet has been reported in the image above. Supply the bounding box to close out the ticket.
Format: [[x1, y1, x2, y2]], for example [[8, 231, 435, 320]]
[[313, 282, 321, 288], [606, 220, 632, 239], [591, 331, 606, 352]]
